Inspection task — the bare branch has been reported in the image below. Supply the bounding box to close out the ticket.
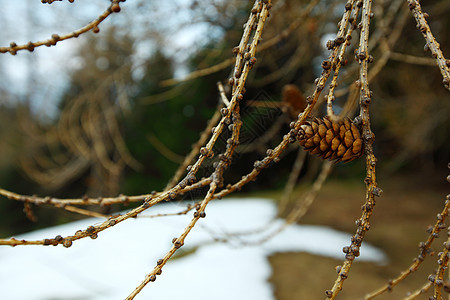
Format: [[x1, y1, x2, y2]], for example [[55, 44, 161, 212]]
[[0, 1, 124, 55]]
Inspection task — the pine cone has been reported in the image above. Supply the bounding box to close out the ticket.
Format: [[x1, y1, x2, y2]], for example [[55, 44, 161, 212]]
[[297, 117, 364, 163], [282, 84, 306, 118]]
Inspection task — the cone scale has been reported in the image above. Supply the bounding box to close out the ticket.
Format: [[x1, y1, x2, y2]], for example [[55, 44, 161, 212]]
[[297, 117, 364, 163]]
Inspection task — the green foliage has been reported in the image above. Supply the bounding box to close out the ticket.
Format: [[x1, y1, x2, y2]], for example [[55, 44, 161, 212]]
[[123, 50, 219, 193]]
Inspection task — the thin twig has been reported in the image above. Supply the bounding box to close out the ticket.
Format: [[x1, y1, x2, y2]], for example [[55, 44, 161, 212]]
[[138, 204, 195, 219], [326, 4, 361, 120], [217, 81, 231, 107], [146, 133, 185, 164], [163, 104, 222, 191], [63, 205, 108, 219], [433, 238, 449, 299], [0, 1, 123, 55], [234, 160, 333, 247], [327, 0, 379, 298], [126, 2, 272, 298], [159, 0, 320, 87], [364, 197, 450, 299], [389, 51, 437, 66], [278, 148, 307, 216], [404, 281, 432, 299], [406, 0, 450, 90]]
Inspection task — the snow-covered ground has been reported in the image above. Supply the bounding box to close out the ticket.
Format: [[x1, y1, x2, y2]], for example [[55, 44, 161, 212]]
[[0, 198, 386, 300]]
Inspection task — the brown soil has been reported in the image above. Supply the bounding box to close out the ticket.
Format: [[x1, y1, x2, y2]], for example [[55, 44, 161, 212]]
[[267, 171, 448, 299]]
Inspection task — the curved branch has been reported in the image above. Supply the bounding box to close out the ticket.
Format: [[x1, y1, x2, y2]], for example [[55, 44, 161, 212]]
[[0, 1, 123, 55], [406, 0, 450, 90]]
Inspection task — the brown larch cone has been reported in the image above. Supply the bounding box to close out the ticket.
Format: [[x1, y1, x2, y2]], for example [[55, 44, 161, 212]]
[[282, 84, 306, 118], [297, 117, 364, 163]]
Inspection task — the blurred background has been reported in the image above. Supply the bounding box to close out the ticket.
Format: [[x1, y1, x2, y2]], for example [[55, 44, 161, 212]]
[[0, 0, 449, 297]]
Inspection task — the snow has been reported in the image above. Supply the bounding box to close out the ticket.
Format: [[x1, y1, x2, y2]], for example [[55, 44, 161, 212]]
[[0, 198, 386, 300]]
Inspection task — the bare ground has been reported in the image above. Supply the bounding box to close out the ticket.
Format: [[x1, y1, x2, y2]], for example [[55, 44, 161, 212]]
[[267, 170, 448, 299]]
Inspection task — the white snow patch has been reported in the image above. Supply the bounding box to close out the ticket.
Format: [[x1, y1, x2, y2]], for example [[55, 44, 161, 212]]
[[0, 198, 386, 300]]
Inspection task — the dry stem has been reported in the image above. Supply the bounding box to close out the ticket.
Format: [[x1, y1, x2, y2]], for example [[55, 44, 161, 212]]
[[126, 1, 272, 298], [433, 240, 449, 299], [406, 0, 450, 90], [326, 0, 378, 298], [0, 1, 123, 55], [405, 281, 432, 299], [278, 149, 307, 215], [365, 197, 450, 299], [159, 0, 319, 87]]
